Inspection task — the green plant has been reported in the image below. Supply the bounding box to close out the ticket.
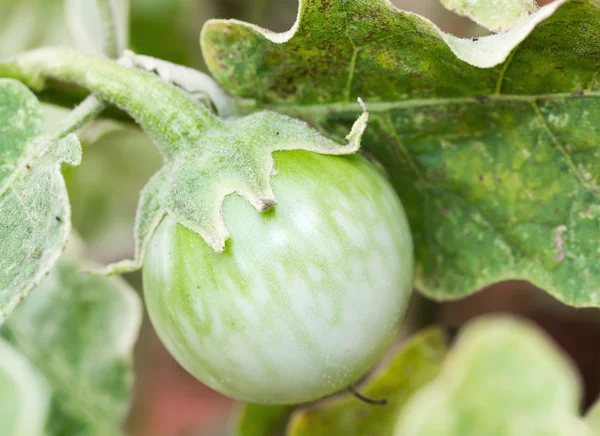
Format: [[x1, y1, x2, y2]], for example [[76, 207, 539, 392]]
[[1, 0, 600, 434]]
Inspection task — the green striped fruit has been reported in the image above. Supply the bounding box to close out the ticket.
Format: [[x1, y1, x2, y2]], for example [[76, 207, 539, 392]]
[[143, 150, 414, 404]]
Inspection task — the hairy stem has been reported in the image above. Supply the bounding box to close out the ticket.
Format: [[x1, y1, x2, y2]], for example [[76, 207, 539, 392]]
[[48, 95, 105, 142], [0, 48, 220, 158]]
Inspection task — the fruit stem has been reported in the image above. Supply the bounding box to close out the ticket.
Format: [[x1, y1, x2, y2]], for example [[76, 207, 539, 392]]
[[0, 48, 220, 158], [348, 385, 388, 406]]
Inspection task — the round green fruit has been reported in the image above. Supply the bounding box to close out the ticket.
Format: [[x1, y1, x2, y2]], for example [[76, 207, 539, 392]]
[[143, 150, 414, 404]]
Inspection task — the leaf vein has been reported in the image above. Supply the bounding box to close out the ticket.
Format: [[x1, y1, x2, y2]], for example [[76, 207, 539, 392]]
[[531, 100, 600, 201], [9, 186, 35, 227]]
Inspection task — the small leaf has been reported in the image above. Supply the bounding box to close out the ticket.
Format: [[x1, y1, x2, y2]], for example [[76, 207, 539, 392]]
[[0, 79, 81, 324], [395, 317, 592, 436], [201, 0, 600, 307], [235, 403, 293, 436], [1, 256, 142, 435], [0, 337, 51, 436], [441, 0, 539, 32], [287, 328, 447, 436]]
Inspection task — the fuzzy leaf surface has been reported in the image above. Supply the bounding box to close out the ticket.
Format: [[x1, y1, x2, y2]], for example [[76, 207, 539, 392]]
[[202, 0, 600, 307], [0, 256, 142, 435], [0, 79, 81, 323]]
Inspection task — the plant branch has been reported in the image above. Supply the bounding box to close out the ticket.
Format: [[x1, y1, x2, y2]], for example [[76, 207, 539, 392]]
[[0, 48, 220, 158], [48, 95, 105, 142]]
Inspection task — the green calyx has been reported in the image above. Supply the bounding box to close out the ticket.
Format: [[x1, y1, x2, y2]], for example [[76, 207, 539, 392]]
[[0, 48, 368, 273], [101, 107, 368, 275], [159, 109, 369, 252]]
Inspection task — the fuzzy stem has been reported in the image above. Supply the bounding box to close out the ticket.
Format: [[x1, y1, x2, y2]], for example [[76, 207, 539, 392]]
[[0, 48, 220, 158], [48, 95, 105, 142]]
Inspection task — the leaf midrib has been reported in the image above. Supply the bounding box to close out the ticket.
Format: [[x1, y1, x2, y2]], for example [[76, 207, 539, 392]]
[[253, 90, 600, 116], [257, 90, 600, 202]]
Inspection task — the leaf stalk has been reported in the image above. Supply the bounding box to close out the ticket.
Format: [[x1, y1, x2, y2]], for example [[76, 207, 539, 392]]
[[0, 48, 220, 158]]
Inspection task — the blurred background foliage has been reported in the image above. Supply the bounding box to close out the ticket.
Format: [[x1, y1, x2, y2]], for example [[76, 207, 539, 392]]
[[1, 1, 598, 435]]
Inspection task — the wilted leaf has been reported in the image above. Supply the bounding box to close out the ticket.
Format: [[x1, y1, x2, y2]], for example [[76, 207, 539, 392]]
[[395, 317, 592, 436], [287, 328, 447, 436], [0, 256, 142, 435], [0, 79, 81, 323], [202, 0, 600, 307]]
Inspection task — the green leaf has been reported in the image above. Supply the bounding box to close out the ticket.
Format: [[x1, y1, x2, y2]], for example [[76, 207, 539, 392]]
[[0, 79, 81, 324], [287, 328, 447, 436], [235, 403, 294, 436], [395, 317, 593, 436], [0, 256, 142, 435], [0, 337, 51, 436], [201, 0, 600, 307]]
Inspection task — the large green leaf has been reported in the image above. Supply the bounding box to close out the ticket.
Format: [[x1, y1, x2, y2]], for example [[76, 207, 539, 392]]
[[287, 328, 447, 436], [0, 256, 142, 435], [201, 0, 600, 307], [0, 79, 81, 323], [395, 317, 592, 436]]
